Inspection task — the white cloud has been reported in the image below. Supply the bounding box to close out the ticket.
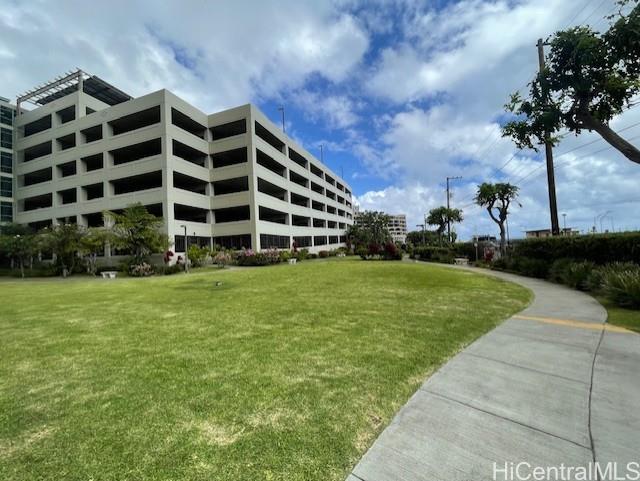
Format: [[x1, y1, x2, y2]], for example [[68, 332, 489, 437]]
[[0, 1, 369, 112], [292, 90, 359, 129]]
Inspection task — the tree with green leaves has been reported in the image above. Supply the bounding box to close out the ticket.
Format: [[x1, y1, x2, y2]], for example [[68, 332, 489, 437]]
[[406, 229, 441, 246], [106, 204, 166, 265], [474, 183, 519, 254], [426, 206, 463, 245], [0, 223, 38, 278], [347, 211, 391, 257], [503, 1, 640, 164], [40, 222, 85, 277], [79, 227, 116, 275]]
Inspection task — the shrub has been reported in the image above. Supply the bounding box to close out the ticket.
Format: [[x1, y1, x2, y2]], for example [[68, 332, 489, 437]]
[[453, 242, 476, 260], [187, 245, 209, 268], [588, 262, 638, 291], [602, 266, 640, 309], [508, 257, 551, 278], [129, 262, 154, 277], [295, 249, 309, 261], [158, 264, 182, 275], [235, 248, 280, 266], [414, 246, 454, 263], [213, 251, 232, 268], [279, 250, 291, 262], [549, 258, 574, 283], [561, 261, 596, 290], [383, 242, 402, 260], [309, 253, 318, 259], [318, 250, 330, 258], [512, 232, 640, 265]]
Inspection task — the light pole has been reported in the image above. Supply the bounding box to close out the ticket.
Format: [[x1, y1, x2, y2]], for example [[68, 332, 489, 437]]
[[278, 105, 285, 133], [180, 224, 188, 273], [562, 213, 567, 234], [416, 224, 425, 245], [446, 176, 462, 243]]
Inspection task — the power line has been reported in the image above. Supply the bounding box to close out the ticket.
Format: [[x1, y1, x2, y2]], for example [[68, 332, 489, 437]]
[[517, 131, 640, 187], [582, 0, 611, 25], [563, 0, 600, 27], [512, 119, 640, 185]]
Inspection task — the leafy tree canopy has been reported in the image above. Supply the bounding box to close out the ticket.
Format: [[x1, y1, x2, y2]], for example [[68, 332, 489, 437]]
[[106, 203, 166, 263], [426, 206, 463, 236], [503, 1, 640, 164], [346, 211, 391, 250], [475, 183, 519, 253]]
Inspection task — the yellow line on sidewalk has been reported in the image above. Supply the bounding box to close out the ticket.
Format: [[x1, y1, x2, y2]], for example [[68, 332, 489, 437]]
[[512, 314, 634, 334]]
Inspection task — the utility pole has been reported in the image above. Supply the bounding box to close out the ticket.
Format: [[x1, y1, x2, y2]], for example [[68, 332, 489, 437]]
[[278, 106, 285, 133], [446, 176, 462, 243], [416, 224, 425, 245], [537, 38, 560, 236]]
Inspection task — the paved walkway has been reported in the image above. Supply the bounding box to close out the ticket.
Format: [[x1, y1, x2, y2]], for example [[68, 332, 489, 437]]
[[347, 267, 640, 481]]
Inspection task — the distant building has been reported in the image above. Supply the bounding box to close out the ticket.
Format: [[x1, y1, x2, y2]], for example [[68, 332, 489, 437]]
[[525, 228, 579, 238], [0, 96, 16, 223], [387, 214, 407, 244], [472, 234, 497, 243], [354, 210, 407, 244]]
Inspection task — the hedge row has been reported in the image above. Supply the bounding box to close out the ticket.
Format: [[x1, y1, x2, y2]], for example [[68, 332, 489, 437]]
[[512, 232, 640, 265]]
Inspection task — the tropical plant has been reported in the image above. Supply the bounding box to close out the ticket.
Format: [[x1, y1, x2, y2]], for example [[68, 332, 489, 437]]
[[187, 244, 209, 268], [426, 206, 463, 245], [0, 223, 38, 278], [503, 1, 640, 164], [474, 182, 519, 254], [40, 223, 85, 277], [106, 204, 166, 265], [602, 266, 640, 309], [347, 211, 391, 256]]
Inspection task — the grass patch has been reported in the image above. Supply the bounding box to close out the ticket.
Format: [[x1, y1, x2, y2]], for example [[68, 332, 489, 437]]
[[0, 259, 530, 480], [597, 296, 640, 333]]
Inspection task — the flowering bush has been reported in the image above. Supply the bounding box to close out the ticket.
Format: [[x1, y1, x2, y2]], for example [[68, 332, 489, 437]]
[[383, 242, 402, 260], [214, 251, 232, 268], [129, 262, 154, 277], [163, 250, 174, 264], [235, 248, 282, 266]]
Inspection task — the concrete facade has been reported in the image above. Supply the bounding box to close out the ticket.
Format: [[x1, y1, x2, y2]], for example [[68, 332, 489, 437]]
[[0, 96, 15, 223], [387, 214, 407, 244], [12, 76, 354, 254]]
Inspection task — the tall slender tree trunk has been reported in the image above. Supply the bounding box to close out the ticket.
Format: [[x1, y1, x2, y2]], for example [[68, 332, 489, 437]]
[[498, 222, 506, 256]]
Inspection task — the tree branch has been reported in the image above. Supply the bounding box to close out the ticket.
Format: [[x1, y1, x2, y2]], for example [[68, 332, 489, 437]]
[[578, 111, 640, 164]]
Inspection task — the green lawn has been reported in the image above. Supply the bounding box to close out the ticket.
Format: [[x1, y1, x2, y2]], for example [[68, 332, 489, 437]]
[[597, 296, 640, 333], [0, 259, 530, 481]]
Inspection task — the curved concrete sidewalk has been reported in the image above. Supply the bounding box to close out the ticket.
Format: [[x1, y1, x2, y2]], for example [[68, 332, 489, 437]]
[[347, 267, 640, 481]]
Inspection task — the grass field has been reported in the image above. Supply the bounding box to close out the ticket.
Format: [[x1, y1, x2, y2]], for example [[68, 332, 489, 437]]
[[0, 259, 530, 481], [597, 296, 640, 333]]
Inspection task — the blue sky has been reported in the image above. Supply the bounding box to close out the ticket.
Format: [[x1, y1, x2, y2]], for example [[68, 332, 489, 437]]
[[1, 0, 638, 238]]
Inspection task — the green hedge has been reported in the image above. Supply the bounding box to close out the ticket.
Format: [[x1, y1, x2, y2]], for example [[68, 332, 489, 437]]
[[412, 246, 455, 263], [512, 232, 640, 265]]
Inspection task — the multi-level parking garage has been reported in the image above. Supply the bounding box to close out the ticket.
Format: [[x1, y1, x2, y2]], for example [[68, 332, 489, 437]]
[[13, 70, 354, 254]]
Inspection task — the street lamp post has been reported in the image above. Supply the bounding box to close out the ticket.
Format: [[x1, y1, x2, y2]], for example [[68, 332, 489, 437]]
[[181, 224, 188, 273]]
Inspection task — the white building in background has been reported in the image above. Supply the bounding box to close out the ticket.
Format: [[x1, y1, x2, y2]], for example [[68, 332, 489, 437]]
[[0, 96, 16, 223], [353, 208, 407, 244], [387, 214, 407, 244], [12, 70, 354, 254]]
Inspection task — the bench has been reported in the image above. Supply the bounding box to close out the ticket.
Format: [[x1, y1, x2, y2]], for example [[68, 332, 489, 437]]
[[454, 258, 469, 266], [101, 271, 118, 279]]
